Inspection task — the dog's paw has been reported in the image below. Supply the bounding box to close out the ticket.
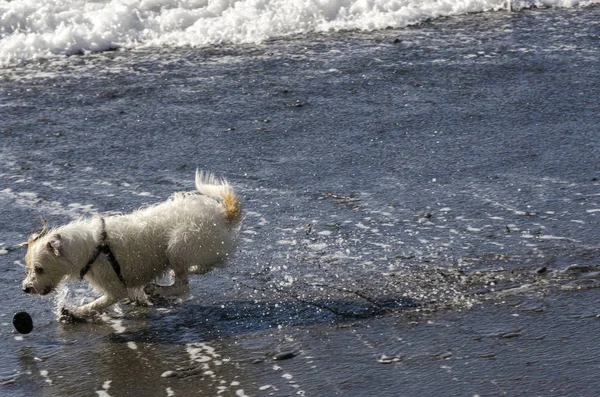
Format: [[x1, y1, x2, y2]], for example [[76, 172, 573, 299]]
[[59, 308, 88, 324], [143, 283, 159, 296], [128, 298, 153, 307], [143, 284, 170, 305], [127, 289, 153, 307]]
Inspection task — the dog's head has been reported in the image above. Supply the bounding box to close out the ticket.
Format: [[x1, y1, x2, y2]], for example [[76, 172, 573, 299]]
[[22, 218, 69, 296]]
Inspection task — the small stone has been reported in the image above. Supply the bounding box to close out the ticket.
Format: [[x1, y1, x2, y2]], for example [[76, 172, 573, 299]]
[[500, 331, 521, 339], [273, 351, 297, 361], [563, 264, 593, 273], [378, 355, 401, 364], [536, 266, 547, 274], [161, 371, 178, 378]]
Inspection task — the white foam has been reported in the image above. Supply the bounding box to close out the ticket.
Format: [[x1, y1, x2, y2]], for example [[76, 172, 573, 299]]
[[95, 380, 112, 397], [370, 242, 391, 249], [277, 239, 297, 246], [308, 242, 328, 251], [1, 187, 98, 218], [40, 370, 53, 385], [18, 191, 38, 199], [187, 342, 219, 363], [279, 274, 295, 287], [356, 222, 371, 230], [126, 341, 138, 350], [537, 235, 581, 242], [2, 0, 593, 66], [108, 318, 126, 334]]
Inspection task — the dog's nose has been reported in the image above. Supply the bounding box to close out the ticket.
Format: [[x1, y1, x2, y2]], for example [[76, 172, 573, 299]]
[[23, 286, 34, 294]]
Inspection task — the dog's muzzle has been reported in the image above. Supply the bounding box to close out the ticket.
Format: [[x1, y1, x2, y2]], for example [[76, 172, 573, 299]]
[[22, 285, 35, 294], [23, 285, 53, 295]]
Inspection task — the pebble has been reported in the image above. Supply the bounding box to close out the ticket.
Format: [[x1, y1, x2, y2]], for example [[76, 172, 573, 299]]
[[377, 355, 401, 364], [499, 331, 521, 339], [273, 351, 298, 361], [562, 279, 600, 291], [563, 264, 593, 273], [161, 371, 178, 378], [535, 266, 547, 274]]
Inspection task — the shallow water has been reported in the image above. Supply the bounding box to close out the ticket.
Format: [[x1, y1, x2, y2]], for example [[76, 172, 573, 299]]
[[2, 5, 600, 397]]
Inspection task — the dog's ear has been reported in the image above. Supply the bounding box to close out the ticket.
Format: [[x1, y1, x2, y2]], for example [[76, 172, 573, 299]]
[[30, 216, 49, 242], [46, 234, 63, 256]]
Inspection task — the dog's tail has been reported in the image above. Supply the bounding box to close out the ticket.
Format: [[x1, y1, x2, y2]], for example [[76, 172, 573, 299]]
[[195, 170, 242, 224]]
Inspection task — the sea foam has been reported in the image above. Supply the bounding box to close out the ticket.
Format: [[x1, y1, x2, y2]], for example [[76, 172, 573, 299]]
[[0, 0, 596, 66]]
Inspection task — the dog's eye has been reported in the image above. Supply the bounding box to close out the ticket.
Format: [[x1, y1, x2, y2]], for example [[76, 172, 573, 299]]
[[34, 266, 44, 275]]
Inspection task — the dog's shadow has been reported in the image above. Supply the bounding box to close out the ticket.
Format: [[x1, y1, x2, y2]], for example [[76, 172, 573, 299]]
[[104, 295, 419, 346]]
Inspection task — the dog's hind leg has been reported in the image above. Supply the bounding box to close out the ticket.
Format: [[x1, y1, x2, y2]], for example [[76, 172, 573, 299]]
[[144, 259, 189, 298]]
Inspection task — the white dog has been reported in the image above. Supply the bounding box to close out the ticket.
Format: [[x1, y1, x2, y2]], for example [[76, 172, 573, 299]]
[[22, 171, 242, 319]]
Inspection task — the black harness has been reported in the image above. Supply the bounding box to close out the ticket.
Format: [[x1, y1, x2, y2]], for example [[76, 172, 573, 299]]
[[79, 218, 126, 286]]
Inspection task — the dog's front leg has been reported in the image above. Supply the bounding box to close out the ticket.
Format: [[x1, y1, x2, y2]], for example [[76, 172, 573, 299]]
[[73, 295, 119, 317]]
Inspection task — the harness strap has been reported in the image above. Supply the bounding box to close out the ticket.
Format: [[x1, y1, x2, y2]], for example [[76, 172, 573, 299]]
[[80, 218, 126, 286]]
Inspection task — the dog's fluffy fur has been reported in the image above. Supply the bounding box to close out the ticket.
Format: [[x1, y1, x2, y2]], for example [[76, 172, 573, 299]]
[[22, 171, 242, 317]]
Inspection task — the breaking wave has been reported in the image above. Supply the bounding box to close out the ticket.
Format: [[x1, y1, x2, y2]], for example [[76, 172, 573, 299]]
[[0, 0, 597, 65]]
